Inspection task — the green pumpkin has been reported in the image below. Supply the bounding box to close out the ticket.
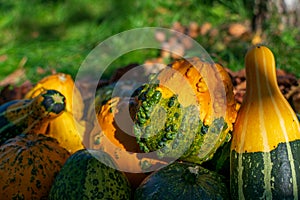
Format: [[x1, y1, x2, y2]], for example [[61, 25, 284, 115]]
[[134, 161, 230, 200], [0, 89, 66, 145], [48, 149, 132, 200]]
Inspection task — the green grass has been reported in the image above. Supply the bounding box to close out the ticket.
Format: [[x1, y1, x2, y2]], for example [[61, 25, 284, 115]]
[[0, 0, 299, 84]]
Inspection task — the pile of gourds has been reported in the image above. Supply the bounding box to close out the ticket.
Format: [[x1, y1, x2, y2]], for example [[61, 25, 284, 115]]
[[0, 45, 299, 199]]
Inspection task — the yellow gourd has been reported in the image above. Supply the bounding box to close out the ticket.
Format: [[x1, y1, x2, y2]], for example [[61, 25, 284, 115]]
[[46, 111, 85, 154], [25, 73, 84, 120], [25, 73, 86, 153], [230, 45, 300, 199]]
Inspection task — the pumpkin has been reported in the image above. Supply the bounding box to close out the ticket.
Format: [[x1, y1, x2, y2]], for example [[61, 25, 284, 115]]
[[134, 161, 230, 200], [49, 149, 131, 200], [134, 57, 237, 164], [0, 89, 66, 145], [0, 133, 70, 199], [25, 73, 86, 153], [230, 45, 300, 199], [85, 97, 167, 188], [25, 73, 84, 120]]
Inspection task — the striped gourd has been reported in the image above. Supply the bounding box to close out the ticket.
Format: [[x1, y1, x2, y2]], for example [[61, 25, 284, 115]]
[[230, 45, 300, 199]]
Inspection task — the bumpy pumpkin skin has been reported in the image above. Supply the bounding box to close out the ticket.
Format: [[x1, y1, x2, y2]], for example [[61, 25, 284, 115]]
[[0, 89, 66, 145], [49, 149, 131, 200], [0, 133, 70, 200], [134, 57, 237, 164], [134, 161, 230, 200]]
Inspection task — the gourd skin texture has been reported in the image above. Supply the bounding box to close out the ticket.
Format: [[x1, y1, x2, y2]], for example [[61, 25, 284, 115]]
[[0, 89, 66, 145], [0, 133, 70, 199], [134, 57, 237, 164], [49, 149, 131, 200], [134, 161, 230, 200], [230, 46, 300, 199]]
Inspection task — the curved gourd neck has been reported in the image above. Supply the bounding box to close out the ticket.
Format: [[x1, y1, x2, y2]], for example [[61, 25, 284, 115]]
[[244, 46, 280, 100]]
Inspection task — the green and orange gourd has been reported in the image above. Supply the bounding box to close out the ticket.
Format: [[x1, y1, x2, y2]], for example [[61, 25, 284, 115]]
[[230, 45, 300, 199], [134, 57, 238, 164]]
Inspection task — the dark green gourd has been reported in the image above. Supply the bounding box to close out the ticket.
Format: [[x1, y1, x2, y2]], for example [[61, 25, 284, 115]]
[[134, 161, 230, 200], [48, 149, 132, 200]]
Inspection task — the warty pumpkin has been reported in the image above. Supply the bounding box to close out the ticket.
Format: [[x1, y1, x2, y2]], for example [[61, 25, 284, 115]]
[[134, 57, 237, 164], [0, 133, 70, 199], [0, 89, 66, 145], [230, 45, 300, 199]]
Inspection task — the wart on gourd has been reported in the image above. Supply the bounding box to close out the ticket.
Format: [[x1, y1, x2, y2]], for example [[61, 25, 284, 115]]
[[134, 57, 238, 164]]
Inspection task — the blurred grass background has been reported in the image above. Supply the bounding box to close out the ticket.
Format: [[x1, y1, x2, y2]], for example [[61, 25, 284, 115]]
[[0, 0, 299, 84]]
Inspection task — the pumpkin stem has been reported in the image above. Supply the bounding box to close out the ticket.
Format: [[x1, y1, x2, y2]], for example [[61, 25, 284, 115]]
[[184, 166, 200, 184]]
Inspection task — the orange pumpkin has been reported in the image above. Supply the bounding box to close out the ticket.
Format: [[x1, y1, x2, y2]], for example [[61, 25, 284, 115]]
[[84, 97, 167, 188], [0, 133, 70, 199]]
